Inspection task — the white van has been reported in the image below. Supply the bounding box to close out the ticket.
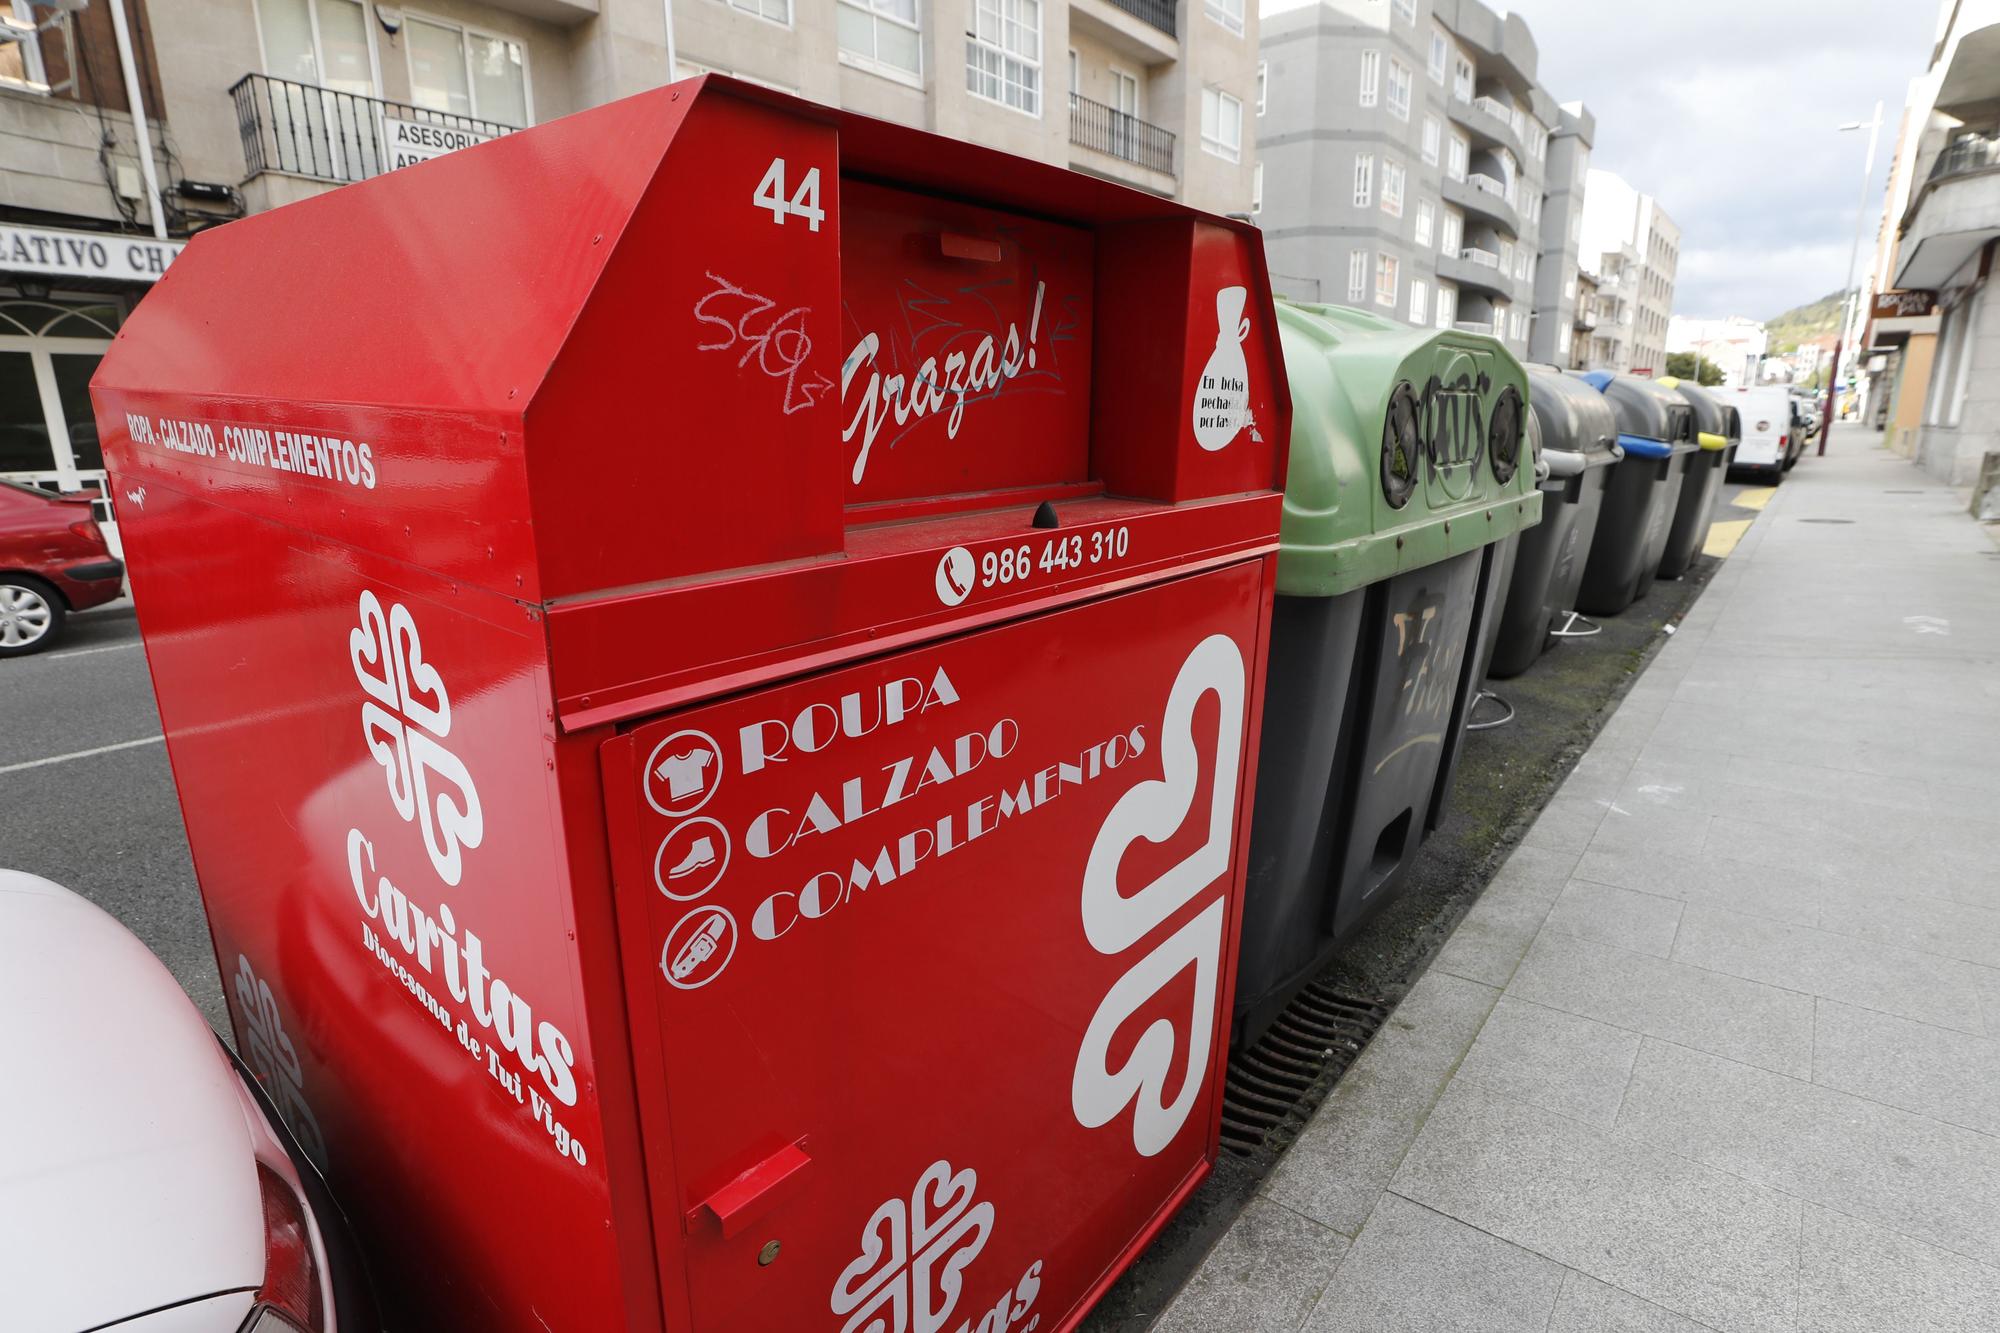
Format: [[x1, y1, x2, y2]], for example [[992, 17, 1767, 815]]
[[1724, 385, 1805, 480]]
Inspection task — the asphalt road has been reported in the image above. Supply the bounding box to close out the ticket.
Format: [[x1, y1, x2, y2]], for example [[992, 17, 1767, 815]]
[[1, 598, 225, 1031]]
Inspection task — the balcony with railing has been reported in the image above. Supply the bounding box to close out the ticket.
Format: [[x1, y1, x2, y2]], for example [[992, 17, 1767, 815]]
[[1437, 247, 1512, 298], [1068, 93, 1176, 181], [1447, 92, 1522, 158], [1896, 128, 2000, 287], [1442, 170, 1518, 235], [231, 73, 518, 189], [1099, 0, 1175, 36]]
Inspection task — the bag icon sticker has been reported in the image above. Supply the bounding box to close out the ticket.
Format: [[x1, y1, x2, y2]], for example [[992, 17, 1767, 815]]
[[1191, 286, 1252, 452]]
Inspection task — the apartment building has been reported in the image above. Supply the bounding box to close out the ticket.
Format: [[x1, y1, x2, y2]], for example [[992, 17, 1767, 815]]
[[1863, 0, 1998, 486], [1575, 167, 1678, 375], [0, 0, 1261, 535], [1255, 0, 1590, 363], [1527, 99, 1589, 366]]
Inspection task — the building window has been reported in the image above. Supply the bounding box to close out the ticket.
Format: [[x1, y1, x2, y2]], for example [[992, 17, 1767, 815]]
[[1358, 49, 1379, 107], [730, 0, 792, 21], [1393, 0, 1415, 22], [1376, 253, 1399, 308], [406, 14, 532, 126], [1564, 274, 1576, 299], [837, 0, 921, 81], [1428, 27, 1448, 83], [258, 0, 378, 96], [1252, 161, 1264, 215], [1441, 208, 1462, 256], [1353, 151, 1374, 207], [1559, 323, 1572, 355], [1381, 159, 1404, 218], [1436, 284, 1457, 329], [1206, 0, 1245, 35], [1452, 55, 1473, 101], [1, 0, 49, 90], [1386, 58, 1412, 121], [1256, 60, 1267, 115], [1422, 114, 1440, 166], [1447, 134, 1468, 181], [1414, 199, 1434, 248], [1348, 250, 1369, 304], [1410, 279, 1428, 324], [1201, 87, 1243, 162], [967, 0, 1041, 116]]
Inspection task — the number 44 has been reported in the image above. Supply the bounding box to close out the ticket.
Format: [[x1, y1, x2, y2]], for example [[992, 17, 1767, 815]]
[[753, 158, 825, 232]]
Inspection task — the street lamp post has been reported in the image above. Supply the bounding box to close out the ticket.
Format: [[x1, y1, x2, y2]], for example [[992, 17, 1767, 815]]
[[1822, 101, 1882, 455]]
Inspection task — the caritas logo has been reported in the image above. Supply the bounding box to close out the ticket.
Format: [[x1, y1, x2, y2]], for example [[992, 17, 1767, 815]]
[[1071, 635, 1245, 1156], [350, 589, 483, 886]]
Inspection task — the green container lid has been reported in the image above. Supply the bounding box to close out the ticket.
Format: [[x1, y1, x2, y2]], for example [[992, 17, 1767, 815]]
[[1273, 300, 1543, 598]]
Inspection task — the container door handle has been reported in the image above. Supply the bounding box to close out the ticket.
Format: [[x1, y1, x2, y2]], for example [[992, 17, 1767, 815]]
[[690, 1138, 812, 1239]]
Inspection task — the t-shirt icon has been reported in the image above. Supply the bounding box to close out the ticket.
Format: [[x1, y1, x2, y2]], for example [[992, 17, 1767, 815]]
[[653, 748, 715, 801], [643, 729, 723, 817]]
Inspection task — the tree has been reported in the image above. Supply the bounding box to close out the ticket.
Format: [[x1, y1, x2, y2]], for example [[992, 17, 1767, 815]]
[[1665, 351, 1724, 385]]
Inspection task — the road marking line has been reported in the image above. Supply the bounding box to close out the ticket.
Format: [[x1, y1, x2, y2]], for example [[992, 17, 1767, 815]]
[[1733, 488, 1776, 512], [41, 641, 142, 661], [0, 734, 164, 776], [1703, 519, 1753, 559]]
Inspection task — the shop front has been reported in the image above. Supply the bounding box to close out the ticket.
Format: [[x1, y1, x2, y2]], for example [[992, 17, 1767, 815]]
[[1, 222, 185, 554]]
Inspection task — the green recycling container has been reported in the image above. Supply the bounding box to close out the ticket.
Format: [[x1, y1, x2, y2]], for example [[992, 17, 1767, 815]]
[[1236, 302, 1542, 1039], [1654, 377, 1736, 580], [1573, 372, 1697, 616]]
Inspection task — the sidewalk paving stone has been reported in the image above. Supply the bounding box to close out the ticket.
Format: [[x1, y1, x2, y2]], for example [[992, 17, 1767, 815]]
[[1150, 1199, 1348, 1333], [1546, 1271, 1725, 1333], [1390, 1080, 1802, 1333], [1300, 1194, 1563, 1333], [1506, 930, 1814, 1078], [1614, 1038, 2000, 1269], [1796, 1206, 2000, 1333], [1811, 998, 2000, 1138], [1453, 995, 1641, 1128], [1260, 971, 1499, 1238], [1541, 879, 1684, 958], [1670, 902, 1989, 1034]]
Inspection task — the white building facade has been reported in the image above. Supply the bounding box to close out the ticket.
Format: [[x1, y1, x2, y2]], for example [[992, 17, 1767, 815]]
[[1576, 167, 1679, 375], [1667, 314, 1769, 388]]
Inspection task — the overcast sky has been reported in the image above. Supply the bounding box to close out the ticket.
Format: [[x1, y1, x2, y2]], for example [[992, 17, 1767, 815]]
[[1497, 0, 1941, 319]]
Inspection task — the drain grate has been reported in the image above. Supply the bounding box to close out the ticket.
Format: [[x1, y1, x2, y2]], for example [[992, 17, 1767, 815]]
[[1798, 518, 1855, 524], [1220, 984, 1391, 1159]]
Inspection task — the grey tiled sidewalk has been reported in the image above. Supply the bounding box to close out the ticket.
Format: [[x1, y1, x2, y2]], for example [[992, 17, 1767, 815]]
[[1159, 445, 2000, 1333]]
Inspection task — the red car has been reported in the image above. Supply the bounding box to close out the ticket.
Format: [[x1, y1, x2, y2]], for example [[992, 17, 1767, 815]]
[[0, 479, 125, 656]]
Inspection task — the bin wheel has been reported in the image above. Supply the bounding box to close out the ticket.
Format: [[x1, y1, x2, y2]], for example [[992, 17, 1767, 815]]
[[1466, 689, 1515, 732]]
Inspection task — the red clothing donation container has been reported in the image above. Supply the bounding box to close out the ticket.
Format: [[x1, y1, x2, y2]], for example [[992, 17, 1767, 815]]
[[91, 77, 1291, 1333]]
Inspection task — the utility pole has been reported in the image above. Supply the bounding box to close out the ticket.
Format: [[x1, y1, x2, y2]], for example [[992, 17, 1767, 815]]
[[1823, 101, 1882, 455]]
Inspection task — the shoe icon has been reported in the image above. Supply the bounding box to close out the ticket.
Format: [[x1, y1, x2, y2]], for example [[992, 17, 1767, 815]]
[[667, 836, 717, 879], [654, 817, 730, 902]]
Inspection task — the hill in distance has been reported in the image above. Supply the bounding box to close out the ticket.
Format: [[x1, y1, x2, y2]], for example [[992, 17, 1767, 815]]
[[1765, 290, 1846, 354]]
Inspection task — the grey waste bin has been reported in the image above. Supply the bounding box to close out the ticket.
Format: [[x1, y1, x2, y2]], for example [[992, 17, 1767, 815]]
[[1655, 377, 1735, 580], [1573, 372, 1697, 616], [1489, 365, 1622, 677]]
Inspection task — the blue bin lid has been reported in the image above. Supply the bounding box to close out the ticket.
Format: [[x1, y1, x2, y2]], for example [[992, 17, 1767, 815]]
[[1570, 370, 1698, 456]]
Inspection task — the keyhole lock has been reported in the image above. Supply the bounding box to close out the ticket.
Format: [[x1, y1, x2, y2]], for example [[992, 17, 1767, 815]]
[[757, 1239, 782, 1267]]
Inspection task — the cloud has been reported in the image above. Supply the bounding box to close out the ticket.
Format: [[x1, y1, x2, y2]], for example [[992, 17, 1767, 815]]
[[1500, 0, 1939, 318]]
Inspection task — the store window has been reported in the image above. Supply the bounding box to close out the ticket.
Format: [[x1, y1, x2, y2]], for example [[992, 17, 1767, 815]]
[[967, 0, 1041, 116], [838, 0, 921, 81], [0, 299, 120, 488], [407, 14, 531, 126]]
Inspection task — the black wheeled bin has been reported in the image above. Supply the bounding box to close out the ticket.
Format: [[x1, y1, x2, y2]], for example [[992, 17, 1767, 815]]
[[1236, 303, 1541, 1039], [1654, 376, 1735, 579], [1489, 365, 1622, 677], [1573, 372, 1696, 615]]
